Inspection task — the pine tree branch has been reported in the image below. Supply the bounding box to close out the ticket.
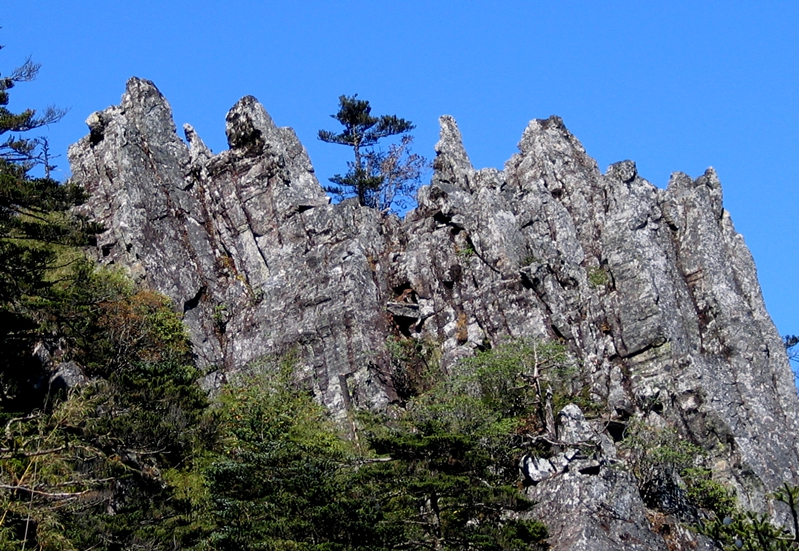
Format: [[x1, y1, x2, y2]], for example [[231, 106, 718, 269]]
[[0, 445, 67, 459], [0, 483, 99, 501]]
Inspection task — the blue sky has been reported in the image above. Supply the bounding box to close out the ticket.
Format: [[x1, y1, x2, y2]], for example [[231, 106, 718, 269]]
[[4, 1, 799, 345]]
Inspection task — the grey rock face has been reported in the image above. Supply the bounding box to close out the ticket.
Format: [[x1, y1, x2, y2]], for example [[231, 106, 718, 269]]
[[69, 79, 799, 550], [49, 361, 87, 391], [70, 78, 396, 414], [527, 467, 716, 551], [521, 406, 607, 485], [557, 403, 595, 445], [520, 454, 555, 484]]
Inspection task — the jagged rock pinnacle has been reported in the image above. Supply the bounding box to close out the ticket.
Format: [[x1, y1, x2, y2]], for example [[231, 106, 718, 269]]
[[68, 79, 799, 551]]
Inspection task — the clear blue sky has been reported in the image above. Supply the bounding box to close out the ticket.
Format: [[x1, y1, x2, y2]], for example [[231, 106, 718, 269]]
[[4, 1, 799, 345]]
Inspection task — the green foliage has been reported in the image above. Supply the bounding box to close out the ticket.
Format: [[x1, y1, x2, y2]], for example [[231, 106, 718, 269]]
[[42, 259, 191, 377], [0, 57, 65, 144], [623, 422, 703, 475], [617, 419, 799, 551], [0, 355, 212, 550], [497, 519, 550, 551], [519, 254, 539, 268], [212, 302, 228, 333], [456, 243, 476, 259], [774, 483, 799, 544], [455, 338, 595, 429], [77, 353, 211, 547], [0, 53, 100, 413], [354, 340, 572, 551], [0, 248, 211, 549], [318, 94, 415, 152], [700, 510, 798, 550], [682, 467, 737, 519], [199, 346, 552, 551], [364, 444, 541, 548], [386, 336, 442, 401], [621, 421, 715, 516], [201, 358, 370, 551], [319, 94, 426, 211], [362, 419, 547, 551], [586, 266, 609, 287], [697, 483, 799, 550]]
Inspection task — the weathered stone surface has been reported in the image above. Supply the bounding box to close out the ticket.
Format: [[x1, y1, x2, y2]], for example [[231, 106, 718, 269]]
[[48, 361, 88, 391], [404, 114, 799, 510], [558, 403, 595, 444], [69, 79, 799, 550], [526, 467, 716, 551], [520, 454, 555, 484], [70, 78, 396, 415]]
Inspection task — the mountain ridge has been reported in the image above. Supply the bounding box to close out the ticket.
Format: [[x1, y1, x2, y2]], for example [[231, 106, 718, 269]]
[[68, 77, 799, 550]]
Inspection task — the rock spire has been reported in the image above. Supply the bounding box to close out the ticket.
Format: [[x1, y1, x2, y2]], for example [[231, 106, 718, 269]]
[[69, 78, 799, 550]]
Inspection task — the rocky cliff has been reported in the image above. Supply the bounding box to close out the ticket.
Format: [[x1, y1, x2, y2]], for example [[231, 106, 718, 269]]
[[69, 78, 799, 550]]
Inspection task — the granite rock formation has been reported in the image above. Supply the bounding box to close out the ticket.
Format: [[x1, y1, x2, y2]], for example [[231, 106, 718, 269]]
[[69, 78, 799, 550]]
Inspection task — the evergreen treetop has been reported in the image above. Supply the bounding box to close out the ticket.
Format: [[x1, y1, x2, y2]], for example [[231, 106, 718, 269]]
[[318, 94, 414, 151], [319, 94, 426, 212]]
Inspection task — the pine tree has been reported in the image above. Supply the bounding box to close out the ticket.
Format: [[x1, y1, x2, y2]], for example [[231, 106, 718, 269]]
[[359, 341, 561, 551], [202, 360, 381, 551], [0, 50, 98, 412], [319, 95, 426, 212]]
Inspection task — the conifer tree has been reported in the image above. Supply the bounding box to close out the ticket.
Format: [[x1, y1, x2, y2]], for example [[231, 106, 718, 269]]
[[319, 94, 426, 212], [0, 50, 98, 411]]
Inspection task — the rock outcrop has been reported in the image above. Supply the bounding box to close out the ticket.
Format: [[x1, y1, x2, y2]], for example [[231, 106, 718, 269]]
[[69, 78, 799, 550]]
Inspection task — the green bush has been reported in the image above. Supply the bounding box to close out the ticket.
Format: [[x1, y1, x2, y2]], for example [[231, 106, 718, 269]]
[[699, 509, 797, 550], [456, 243, 476, 258], [201, 357, 366, 551], [455, 338, 598, 428], [621, 421, 709, 515], [697, 483, 799, 550], [363, 402, 548, 551]]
